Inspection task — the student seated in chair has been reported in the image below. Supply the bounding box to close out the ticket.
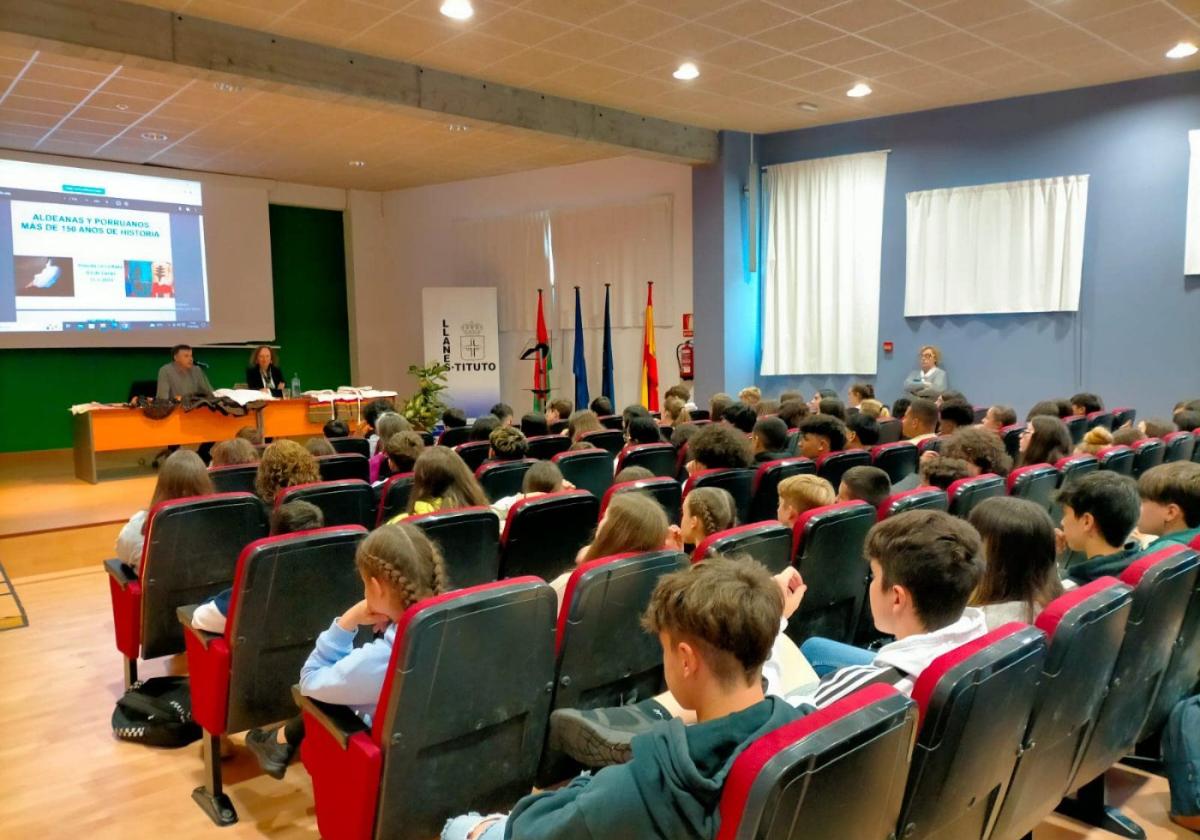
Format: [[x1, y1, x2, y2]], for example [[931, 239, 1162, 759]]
[[901, 397, 938, 445], [387, 447, 490, 524], [488, 425, 529, 462], [750, 416, 790, 463], [776, 399, 809, 430], [545, 399, 572, 429], [838, 466, 891, 508], [937, 400, 975, 436], [115, 449, 214, 572], [796, 413, 847, 460], [209, 437, 258, 468], [549, 509, 987, 767], [1058, 472, 1142, 585], [919, 456, 972, 491], [589, 396, 613, 417], [1137, 462, 1200, 549], [520, 412, 548, 437], [666, 487, 736, 553], [775, 474, 836, 526], [490, 402, 515, 427], [1069, 392, 1104, 417], [375, 431, 424, 484], [720, 401, 757, 435], [626, 416, 664, 446], [442, 557, 799, 840], [305, 437, 336, 457], [442, 407, 468, 429], [686, 423, 753, 474], [980, 404, 1017, 433], [844, 413, 879, 450], [490, 461, 572, 531], [322, 419, 349, 439]]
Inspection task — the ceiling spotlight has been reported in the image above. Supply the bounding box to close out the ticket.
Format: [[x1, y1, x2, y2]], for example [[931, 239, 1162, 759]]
[[140, 131, 168, 141], [796, 101, 820, 112], [448, 123, 470, 132], [348, 160, 367, 168], [847, 83, 872, 98], [673, 61, 700, 80], [1166, 41, 1198, 59], [213, 81, 242, 93], [440, 0, 474, 21], [114, 103, 130, 111]]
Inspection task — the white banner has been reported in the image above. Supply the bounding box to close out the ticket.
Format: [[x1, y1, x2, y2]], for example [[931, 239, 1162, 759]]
[[422, 287, 500, 419], [1187, 130, 1200, 276]]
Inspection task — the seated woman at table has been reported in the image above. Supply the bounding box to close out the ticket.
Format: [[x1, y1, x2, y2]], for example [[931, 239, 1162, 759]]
[[246, 345, 285, 397]]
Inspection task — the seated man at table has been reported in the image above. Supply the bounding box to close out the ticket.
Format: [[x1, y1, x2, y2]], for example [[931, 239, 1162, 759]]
[[156, 344, 214, 401]]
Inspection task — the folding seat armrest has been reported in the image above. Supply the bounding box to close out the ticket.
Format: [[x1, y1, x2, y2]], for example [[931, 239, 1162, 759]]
[[103, 557, 137, 588], [176, 605, 218, 649], [179, 605, 232, 734], [295, 691, 370, 749], [296, 686, 382, 840], [106, 558, 142, 660]]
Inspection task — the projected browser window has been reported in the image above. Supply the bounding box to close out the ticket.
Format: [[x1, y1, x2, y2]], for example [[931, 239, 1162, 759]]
[[0, 158, 209, 334]]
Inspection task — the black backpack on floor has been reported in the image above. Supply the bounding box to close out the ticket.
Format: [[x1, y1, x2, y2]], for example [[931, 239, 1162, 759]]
[[111, 676, 201, 748]]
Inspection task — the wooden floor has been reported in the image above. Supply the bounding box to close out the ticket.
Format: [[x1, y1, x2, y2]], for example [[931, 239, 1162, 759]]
[[0, 562, 1192, 839]]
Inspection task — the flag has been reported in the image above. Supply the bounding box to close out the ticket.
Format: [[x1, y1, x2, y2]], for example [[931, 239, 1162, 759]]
[[534, 289, 551, 412], [601, 283, 615, 405], [640, 282, 659, 411], [572, 286, 589, 410]]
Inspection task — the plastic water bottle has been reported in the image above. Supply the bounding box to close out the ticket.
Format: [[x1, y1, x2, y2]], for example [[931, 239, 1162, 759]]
[[291, 373, 301, 398]]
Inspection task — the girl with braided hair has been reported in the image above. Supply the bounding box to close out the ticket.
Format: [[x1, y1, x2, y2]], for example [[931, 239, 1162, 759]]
[[666, 487, 736, 552], [244, 523, 448, 778]]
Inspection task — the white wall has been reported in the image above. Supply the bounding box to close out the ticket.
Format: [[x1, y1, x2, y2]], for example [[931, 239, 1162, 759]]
[[347, 155, 693, 414]]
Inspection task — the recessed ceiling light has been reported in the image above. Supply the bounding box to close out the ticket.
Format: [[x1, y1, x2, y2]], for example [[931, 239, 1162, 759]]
[[348, 160, 367, 168], [115, 103, 130, 111], [440, 0, 474, 21], [1166, 41, 1198, 59], [213, 81, 242, 93], [847, 83, 872, 98], [796, 101, 820, 112], [673, 61, 700, 81], [140, 131, 168, 141], [448, 123, 470, 133]]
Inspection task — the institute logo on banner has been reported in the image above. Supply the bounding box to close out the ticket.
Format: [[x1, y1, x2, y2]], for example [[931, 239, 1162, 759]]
[[460, 320, 486, 362]]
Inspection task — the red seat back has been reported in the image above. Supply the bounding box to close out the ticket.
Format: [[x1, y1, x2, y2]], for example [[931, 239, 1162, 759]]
[[1086, 410, 1114, 431], [499, 491, 599, 581], [877, 488, 948, 522], [329, 436, 371, 459], [693, 521, 793, 573], [525, 434, 570, 461], [871, 441, 919, 484], [876, 418, 903, 444], [452, 441, 490, 472], [1130, 438, 1166, 478], [375, 472, 414, 526], [580, 429, 624, 456], [748, 457, 815, 523], [786, 501, 875, 645], [1111, 407, 1136, 428], [1096, 445, 1134, 476], [316, 453, 370, 483], [475, 458, 536, 503], [552, 448, 614, 499], [946, 474, 1004, 519], [407, 506, 500, 588], [1139, 545, 1200, 742], [208, 464, 258, 494], [614, 442, 677, 477], [277, 479, 376, 529], [1162, 430, 1196, 463], [683, 467, 756, 525], [815, 449, 872, 490], [1006, 463, 1059, 512], [436, 426, 472, 448], [1064, 415, 1088, 445], [600, 477, 682, 524]]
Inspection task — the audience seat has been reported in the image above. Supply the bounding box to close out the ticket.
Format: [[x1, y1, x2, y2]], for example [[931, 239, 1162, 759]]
[[613, 442, 677, 477], [1056, 545, 1199, 837], [748, 457, 816, 523], [301, 578, 557, 840], [539, 549, 687, 784], [988, 578, 1133, 840], [785, 501, 876, 645], [876, 418, 903, 445], [1087, 410, 1115, 431], [437, 426, 472, 448], [452, 441, 491, 472], [499, 491, 599, 581], [877, 488, 948, 522], [548, 419, 569, 435], [417, 431, 435, 447], [717, 684, 917, 840], [1111, 407, 1137, 428], [1006, 463, 1060, 512], [276, 480, 376, 529], [871, 442, 919, 485], [973, 406, 989, 424], [946, 474, 1004, 519], [407, 507, 499, 588], [600, 477, 682, 525], [179, 526, 366, 825], [1097, 445, 1135, 476], [689, 409, 711, 421], [917, 436, 945, 455], [329, 437, 371, 459], [692, 521, 794, 573], [1161, 430, 1196, 463], [1130, 438, 1166, 478], [105, 492, 269, 688], [1194, 429, 1200, 463], [1055, 454, 1099, 488], [598, 414, 624, 430], [552, 448, 614, 499], [208, 464, 258, 495], [374, 472, 414, 526], [525, 434, 570, 461], [785, 429, 801, 455], [814, 450, 872, 490], [675, 441, 692, 481], [683, 468, 756, 525], [896, 624, 1046, 840], [580, 429, 624, 456], [475, 458, 536, 503], [1000, 423, 1024, 461], [316, 453, 371, 483], [1064, 415, 1088, 445]]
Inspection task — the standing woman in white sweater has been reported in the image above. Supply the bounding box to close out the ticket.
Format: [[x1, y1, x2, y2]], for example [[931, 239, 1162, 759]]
[[903, 345, 949, 396], [114, 450, 214, 571]]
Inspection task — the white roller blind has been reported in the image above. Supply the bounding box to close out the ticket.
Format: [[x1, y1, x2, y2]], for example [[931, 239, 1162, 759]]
[[1186, 130, 1200, 276], [905, 175, 1088, 316]]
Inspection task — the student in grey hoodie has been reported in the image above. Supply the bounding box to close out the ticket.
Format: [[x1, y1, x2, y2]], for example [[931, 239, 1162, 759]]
[[442, 556, 803, 840]]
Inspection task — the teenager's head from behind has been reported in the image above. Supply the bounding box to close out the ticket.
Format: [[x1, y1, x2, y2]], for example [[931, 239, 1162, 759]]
[[751, 416, 788, 456], [520, 413, 548, 437], [210, 437, 258, 468], [709, 393, 734, 423], [522, 460, 564, 494], [1112, 425, 1145, 447], [797, 413, 847, 459], [669, 423, 698, 452], [1173, 410, 1200, 433], [818, 398, 847, 422], [305, 437, 336, 457], [490, 402, 514, 426], [838, 466, 891, 508], [777, 399, 809, 430], [1075, 426, 1113, 456], [408, 447, 489, 513], [776, 474, 836, 525], [642, 556, 783, 708], [269, 499, 324, 536], [892, 397, 911, 421], [589, 396, 613, 416], [627, 416, 663, 445], [722, 401, 757, 434], [968, 496, 1063, 616], [866, 510, 983, 637], [848, 382, 874, 407], [1137, 461, 1200, 537], [255, 440, 320, 505], [662, 395, 690, 425], [151, 449, 214, 509], [983, 404, 1017, 432], [681, 487, 737, 545], [567, 409, 603, 443], [1021, 416, 1072, 467], [582, 492, 669, 563], [441, 407, 467, 429], [688, 423, 754, 472], [235, 426, 263, 446], [938, 400, 975, 435], [614, 466, 655, 484], [1070, 392, 1103, 416], [755, 399, 780, 418], [1026, 400, 1062, 421], [902, 398, 938, 439], [859, 399, 887, 420], [323, 419, 349, 439], [622, 404, 652, 430], [374, 412, 411, 454], [1056, 471, 1140, 554], [1140, 417, 1178, 439], [942, 427, 1012, 477], [665, 384, 692, 403], [363, 399, 392, 433], [385, 431, 425, 474], [546, 399, 572, 426], [737, 386, 762, 407], [922, 456, 972, 490], [489, 425, 528, 461], [469, 415, 499, 442], [356, 523, 449, 620], [845, 413, 880, 449]]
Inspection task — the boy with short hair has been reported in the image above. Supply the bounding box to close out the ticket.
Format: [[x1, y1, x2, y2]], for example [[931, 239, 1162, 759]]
[[520, 413, 548, 437], [546, 399, 572, 427], [323, 419, 349, 439], [797, 413, 847, 459], [981, 404, 1017, 432], [902, 398, 939, 444], [442, 408, 468, 429], [383, 431, 424, 476], [443, 558, 798, 840], [1058, 472, 1142, 584], [490, 402, 515, 427], [776, 474, 836, 525], [626, 416, 663, 445], [488, 425, 529, 462], [777, 399, 809, 430], [590, 396, 614, 416], [1138, 462, 1200, 548], [1173, 409, 1200, 433], [751, 416, 789, 462], [838, 466, 892, 508], [845, 413, 880, 449], [938, 401, 975, 435], [1141, 417, 1178, 439], [921, 456, 972, 491], [721, 401, 758, 434], [1070, 392, 1103, 416]]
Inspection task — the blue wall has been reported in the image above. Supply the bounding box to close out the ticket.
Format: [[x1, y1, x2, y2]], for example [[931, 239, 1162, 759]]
[[725, 70, 1200, 417]]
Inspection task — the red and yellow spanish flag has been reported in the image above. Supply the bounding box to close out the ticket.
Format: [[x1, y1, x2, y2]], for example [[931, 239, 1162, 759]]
[[640, 282, 659, 411]]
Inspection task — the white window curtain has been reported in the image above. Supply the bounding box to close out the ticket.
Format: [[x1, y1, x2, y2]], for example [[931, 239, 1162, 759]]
[[761, 151, 887, 376], [1187, 130, 1200, 276], [905, 175, 1089, 316]]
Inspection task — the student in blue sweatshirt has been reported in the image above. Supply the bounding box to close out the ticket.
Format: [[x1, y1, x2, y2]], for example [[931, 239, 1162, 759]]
[[442, 556, 800, 840]]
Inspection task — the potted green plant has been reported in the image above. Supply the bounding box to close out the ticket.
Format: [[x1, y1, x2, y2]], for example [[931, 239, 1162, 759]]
[[402, 362, 450, 430]]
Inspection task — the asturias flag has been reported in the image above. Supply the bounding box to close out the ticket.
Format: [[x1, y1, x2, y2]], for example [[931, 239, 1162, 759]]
[[640, 282, 659, 411], [534, 289, 551, 411]]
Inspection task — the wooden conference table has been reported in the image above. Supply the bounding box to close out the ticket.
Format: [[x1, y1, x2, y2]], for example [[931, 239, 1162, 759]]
[[72, 399, 342, 483]]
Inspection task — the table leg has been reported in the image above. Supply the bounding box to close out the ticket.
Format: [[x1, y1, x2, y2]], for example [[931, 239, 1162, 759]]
[[73, 412, 98, 484]]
